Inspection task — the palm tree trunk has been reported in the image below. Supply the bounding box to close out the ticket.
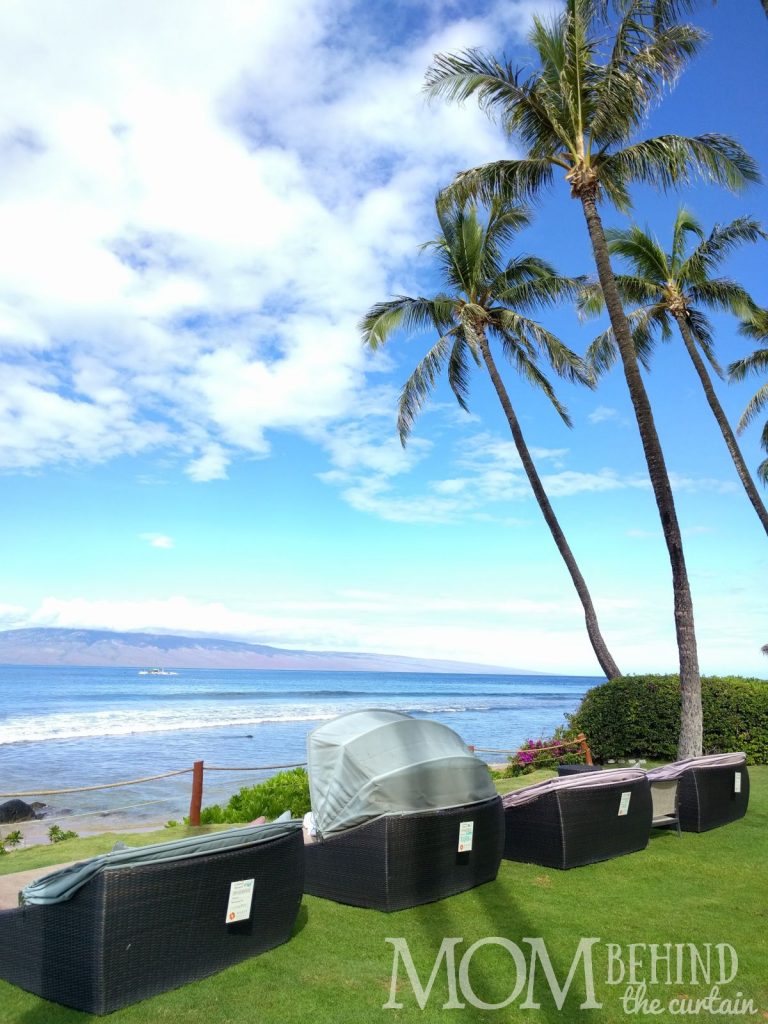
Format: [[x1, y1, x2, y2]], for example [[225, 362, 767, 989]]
[[674, 312, 768, 536], [475, 328, 621, 680], [579, 194, 702, 757]]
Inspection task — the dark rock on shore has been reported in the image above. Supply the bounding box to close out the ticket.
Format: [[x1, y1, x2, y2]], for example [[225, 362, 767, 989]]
[[0, 798, 42, 823]]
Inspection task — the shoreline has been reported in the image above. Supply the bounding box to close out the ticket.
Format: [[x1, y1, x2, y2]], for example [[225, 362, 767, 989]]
[[1, 812, 172, 850]]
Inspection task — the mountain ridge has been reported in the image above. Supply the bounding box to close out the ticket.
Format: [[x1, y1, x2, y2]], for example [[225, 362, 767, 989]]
[[0, 627, 535, 675]]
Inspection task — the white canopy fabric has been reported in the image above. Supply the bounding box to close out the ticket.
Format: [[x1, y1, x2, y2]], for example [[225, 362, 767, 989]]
[[501, 768, 647, 808], [646, 752, 746, 781], [307, 709, 497, 836]]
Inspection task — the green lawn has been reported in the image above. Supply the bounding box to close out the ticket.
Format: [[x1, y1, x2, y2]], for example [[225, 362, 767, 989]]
[[1, 768, 766, 1023]]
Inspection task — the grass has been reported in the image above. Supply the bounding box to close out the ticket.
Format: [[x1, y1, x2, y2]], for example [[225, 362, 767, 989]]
[[1, 768, 766, 1023]]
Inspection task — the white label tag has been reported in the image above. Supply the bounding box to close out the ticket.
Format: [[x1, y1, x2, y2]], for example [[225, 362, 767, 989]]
[[458, 821, 474, 852], [225, 878, 254, 923], [734, 772, 742, 794], [618, 792, 631, 816]]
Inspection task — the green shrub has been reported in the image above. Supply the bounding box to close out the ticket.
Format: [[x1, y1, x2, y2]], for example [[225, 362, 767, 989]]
[[569, 674, 768, 763], [199, 767, 310, 825], [3, 830, 23, 848], [48, 824, 79, 843]]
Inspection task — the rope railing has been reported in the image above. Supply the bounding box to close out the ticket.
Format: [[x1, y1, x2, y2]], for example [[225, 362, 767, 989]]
[[468, 733, 593, 765], [204, 762, 307, 772], [0, 768, 193, 799], [0, 735, 593, 833]]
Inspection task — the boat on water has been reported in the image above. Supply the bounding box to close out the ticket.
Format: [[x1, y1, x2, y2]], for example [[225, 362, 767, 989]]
[[138, 668, 178, 676]]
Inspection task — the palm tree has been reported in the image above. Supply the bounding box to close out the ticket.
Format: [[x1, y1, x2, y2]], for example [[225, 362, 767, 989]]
[[582, 208, 768, 534], [361, 197, 621, 679], [728, 308, 768, 485], [424, 0, 759, 756]]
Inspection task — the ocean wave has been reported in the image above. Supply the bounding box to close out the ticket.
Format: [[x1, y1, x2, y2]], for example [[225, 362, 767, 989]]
[[0, 710, 337, 745], [0, 701, 510, 745]]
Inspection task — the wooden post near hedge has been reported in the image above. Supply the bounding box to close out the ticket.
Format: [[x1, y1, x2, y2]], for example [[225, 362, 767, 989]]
[[189, 760, 204, 826], [577, 733, 593, 765]]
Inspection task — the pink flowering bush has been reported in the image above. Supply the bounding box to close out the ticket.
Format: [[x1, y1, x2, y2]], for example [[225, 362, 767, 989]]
[[504, 735, 584, 777]]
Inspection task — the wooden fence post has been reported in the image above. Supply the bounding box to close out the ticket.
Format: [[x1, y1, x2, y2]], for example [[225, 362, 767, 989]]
[[577, 733, 593, 765], [189, 760, 204, 826]]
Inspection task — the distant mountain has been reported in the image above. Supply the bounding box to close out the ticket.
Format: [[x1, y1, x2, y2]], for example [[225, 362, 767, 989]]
[[0, 628, 532, 674]]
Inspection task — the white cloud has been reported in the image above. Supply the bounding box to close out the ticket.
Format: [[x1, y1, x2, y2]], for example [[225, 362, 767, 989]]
[[0, 0, 529, 475], [588, 405, 618, 424], [139, 533, 174, 549], [12, 579, 767, 675], [540, 469, 648, 497], [185, 444, 230, 483], [668, 473, 738, 495], [0, 603, 27, 628]]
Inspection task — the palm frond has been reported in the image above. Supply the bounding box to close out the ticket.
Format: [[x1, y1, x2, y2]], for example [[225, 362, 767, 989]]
[[425, 49, 531, 113], [578, 272, 664, 316], [360, 296, 455, 350], [577, 279, 606, 319], [734, 381, 768, 432], [491, 257, 583, 312], [502, 340, 573, 425], [605, 225, 669, 281], [446, 335, 475, 413], [683, 308, 721, 376], [444, 158, 556, 207], [687, 279, 760, 320], [493, 308, 593, 387], [670, 206, 704, 268], [396, 332, 457, 442], [484, 199, 533, 251], [738, 309, 768, 341], [600, 133, 762, 203], [591, 16, 705, 146], [586, 324, 619, 376], [680, 216, 767, 284], [728, 348, 768, 383], [585, 304, 666, 375]]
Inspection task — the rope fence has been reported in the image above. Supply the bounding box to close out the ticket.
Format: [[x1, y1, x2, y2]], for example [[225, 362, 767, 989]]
[[0, 768, 193, 799], [468, 734, 593, 763], [0, 736, 592, 833]]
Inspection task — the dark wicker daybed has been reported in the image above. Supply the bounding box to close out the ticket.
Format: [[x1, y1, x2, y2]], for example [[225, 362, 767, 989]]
[[501, 768, 652, 869], [303, 709, 504, 911], [304, 796, 504, 911], [0, 821, 304, 1014], [647, 753, 749, 832]]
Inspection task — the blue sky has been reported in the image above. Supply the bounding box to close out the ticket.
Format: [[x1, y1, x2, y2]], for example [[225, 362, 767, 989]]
[[0, 0, 766, 676]]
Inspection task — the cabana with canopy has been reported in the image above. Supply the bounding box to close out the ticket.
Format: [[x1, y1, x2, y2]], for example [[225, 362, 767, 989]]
[[303, 709, 504, 911]]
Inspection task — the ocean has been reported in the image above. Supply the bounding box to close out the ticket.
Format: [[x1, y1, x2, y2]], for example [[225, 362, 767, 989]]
[[0, 666, 600, 829]]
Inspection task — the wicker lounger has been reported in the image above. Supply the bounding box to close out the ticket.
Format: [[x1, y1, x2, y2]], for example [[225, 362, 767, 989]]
[[648, 754, 749, 833], [0, 827, 304, 1014], [502, 772, 652, 869], [304, 796, 504, 912]]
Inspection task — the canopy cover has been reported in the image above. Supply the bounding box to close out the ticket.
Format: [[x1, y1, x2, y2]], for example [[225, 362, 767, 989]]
[[307, 709, 497, 836]]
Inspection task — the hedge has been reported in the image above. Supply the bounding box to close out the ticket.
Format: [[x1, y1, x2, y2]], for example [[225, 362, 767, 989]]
[[569, 674, 768, 764]]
